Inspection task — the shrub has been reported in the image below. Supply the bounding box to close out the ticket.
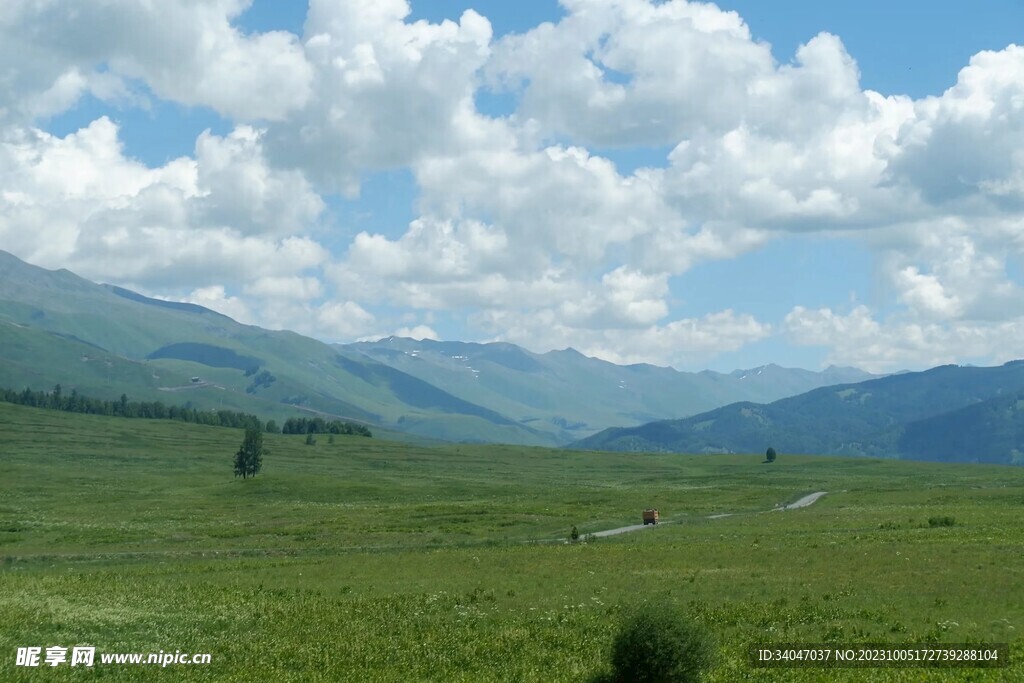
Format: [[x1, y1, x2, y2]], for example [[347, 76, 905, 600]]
[[928, 515, 955, 527], [606, 602, 714, 683], [570, 525, 580, 541]]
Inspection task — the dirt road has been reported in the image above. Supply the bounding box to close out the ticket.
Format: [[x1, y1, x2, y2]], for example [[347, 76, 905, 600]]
[[775, 491, 828, 510], [583, 491, 829, 538]]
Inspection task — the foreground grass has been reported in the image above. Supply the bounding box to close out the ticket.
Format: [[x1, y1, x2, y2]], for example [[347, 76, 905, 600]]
[[1, 403, 1022, 681]]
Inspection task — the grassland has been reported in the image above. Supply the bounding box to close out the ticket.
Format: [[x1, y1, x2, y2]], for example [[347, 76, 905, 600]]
[[1, 401, 1022, 681]]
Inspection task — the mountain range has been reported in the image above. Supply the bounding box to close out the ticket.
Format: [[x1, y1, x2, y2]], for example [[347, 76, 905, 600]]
[[0, 249, 873, 446], [348, 337, 876, 443], [6, 249, 1024, 464], [573, 362, 1024, 465]]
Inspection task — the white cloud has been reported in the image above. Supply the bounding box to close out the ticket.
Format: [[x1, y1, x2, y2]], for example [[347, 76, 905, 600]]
[[869, 220, 1024, 323], [893, 266, 962, 319], [885, 45, 1024, 207], [2, 1, 1024, 370], [0, 0, 311, 123], [186, 285, 255, 324], [311, 300, 377, 340], [182, 287, 378, 342], [193, 126, 324, 236], [785, 305, 1024, 372], [265, 0, 499, 194], [486, 0, 773, 147], [243, 276, 324, 300], [0, 118, 328, 291], [415, 146, 683, 267]]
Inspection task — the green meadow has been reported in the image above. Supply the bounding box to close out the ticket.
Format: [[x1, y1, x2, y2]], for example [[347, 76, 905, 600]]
[[1, 401, 1022, 681]]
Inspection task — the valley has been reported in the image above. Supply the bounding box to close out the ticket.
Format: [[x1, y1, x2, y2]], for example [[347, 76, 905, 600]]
[[1, 402, 1021, 681]]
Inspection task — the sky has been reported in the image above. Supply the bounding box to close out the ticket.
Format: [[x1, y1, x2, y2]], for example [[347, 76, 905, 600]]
[[2, 1, 1024, 373]]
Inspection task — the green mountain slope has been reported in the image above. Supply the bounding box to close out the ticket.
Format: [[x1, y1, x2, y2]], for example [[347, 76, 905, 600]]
[[0, 250, 548, 444], [898, 383, 1024, 465], [346, 338, 877, 443], [572, 362, 1024, 465]]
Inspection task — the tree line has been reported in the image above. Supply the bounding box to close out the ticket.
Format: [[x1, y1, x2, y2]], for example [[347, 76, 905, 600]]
[[0, 384, 370, 437], [1, 384, 265, 430], [281, 416, 372, 437]]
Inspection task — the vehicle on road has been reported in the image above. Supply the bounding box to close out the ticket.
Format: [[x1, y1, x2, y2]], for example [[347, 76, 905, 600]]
[[642, 508, 659, 525]]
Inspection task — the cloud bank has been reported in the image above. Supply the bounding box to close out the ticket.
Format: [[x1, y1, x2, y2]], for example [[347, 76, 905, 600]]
[[1, 0, 1023, 371]]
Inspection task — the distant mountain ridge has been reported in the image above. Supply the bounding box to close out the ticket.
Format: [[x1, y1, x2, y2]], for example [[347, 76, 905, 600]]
[[572, 362, 1024, 465], [345, 337, 879, 443], [0, 249, 877, 445]]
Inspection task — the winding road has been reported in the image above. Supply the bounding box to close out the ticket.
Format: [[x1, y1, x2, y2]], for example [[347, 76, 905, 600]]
[[583, 491, 829, 538]]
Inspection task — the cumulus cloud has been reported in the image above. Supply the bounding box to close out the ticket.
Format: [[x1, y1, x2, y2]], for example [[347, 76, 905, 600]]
[[486, 0, 773, 147], [0, 0, 311, 123], [2, 0, 1024, 370], [183, 286, 378, 342], [784, 305, 1024, 372], [309, 300, 378, 340], [193, 126, 324, 237], [0, 117, 328, 290], [885, 45, 1024, 208], [243, 276, 324, 300], [265, 0, 500, 194], [185, 285, 255, 324], [414, 146, 683, 267]]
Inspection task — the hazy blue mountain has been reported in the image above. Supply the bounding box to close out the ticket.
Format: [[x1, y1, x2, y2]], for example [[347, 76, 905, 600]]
[[346, 338, 877, 443], [572, 362, 1024, 464]]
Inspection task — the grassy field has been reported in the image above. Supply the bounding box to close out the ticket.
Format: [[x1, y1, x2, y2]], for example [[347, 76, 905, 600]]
[[1, 401, 1022, 681]]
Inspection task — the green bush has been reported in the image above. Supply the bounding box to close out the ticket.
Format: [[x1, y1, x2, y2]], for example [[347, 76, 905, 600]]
[[928, 515, 956, 527], [605, 602, 714, 683]]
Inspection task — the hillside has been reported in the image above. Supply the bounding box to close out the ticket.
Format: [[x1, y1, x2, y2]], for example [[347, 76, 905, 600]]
[[0, 250, 550, 445], [898, 387, 1024, 464], [573, 361, 1024, 465], [347, 337, 876, 443]]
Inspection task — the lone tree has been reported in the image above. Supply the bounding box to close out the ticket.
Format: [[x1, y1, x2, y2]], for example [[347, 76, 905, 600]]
[[234, 427, 264, 479], [765, 446, 777, 463]]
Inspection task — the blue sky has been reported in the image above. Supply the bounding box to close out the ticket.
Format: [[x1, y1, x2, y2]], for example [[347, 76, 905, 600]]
[[2, 1, 1024, 372]]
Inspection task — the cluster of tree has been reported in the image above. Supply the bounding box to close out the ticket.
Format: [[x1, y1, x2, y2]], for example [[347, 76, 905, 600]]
[[3, 384, 374, 441], [233, 427, 264, 479], [282, 416, 372, 437], [1, 384, 265, 431], [245, 369, 276, 394]]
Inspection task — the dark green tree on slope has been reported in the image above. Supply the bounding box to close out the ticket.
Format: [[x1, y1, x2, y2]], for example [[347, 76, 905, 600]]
[[234, 427, 264, 479], [765, 446, 777, 463]]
